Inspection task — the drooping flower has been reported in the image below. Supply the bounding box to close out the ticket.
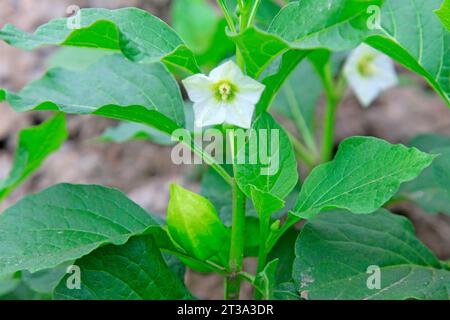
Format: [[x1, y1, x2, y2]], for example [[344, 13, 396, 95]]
[[182, 61, 265, 129], [344, 44, 398, 107]]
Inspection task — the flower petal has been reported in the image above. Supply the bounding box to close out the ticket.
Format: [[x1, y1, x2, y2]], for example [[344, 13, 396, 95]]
[[344, 44, 398, 107], [225, 97, 255, 129], [193, 98, 227, 128], [236, 75, 266, 104], [182, 74, 213, 103], [209, 60, 243, 83]]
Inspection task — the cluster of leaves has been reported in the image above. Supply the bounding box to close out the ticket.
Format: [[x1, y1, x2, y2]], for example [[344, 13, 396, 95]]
[[0, 0, 449, 300]]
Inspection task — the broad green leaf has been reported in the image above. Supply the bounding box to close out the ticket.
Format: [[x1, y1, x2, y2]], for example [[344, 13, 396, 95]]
[[0, 273, 20, 296], [267, 227, 299, 285], [0, 113, 67, 201], [365, 0, 450, 105], [435, 0, 450, 30], [230, 27, 296, 79], [0, 184, 161, 277], [22, 267, 69, 296], [294, 136, 435, 219], [235, 112, 298, 203], [0, 8, 200, 74], [294, 209, 450, 299], [250, 187, 285, 219], [167, 184, 230, 264], [254, 259, 279, 300], [100, 122, 174, 145], [269, 0, 384, 51], [48, 47, 113, 71], [54, 235, 191, 300], [399, 134, 450, 215], [0, 55, 185, 135]]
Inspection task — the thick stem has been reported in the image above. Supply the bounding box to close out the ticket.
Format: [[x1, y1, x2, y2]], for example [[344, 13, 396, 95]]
[[225, 131, 246, 300]]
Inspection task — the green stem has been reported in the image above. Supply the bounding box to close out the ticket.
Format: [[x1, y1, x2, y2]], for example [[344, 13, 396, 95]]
[[320, 60, 338, 163], [217, 0, 237, 33], [246, 0, 261, 29], [225, 130, 246, 300]]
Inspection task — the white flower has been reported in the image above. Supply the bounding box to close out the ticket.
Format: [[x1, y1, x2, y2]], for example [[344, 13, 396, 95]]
[[182, 61, 265, 129], [344, 44, 398, 107]]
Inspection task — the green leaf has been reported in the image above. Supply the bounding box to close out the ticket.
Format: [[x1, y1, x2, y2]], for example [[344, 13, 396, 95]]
[[0, 7, 200, 74], [365, 0, 450, 105], [273, 282, 301, 300], [99, 122, 174, 145], [294, 209, 450, 299], [0, 113, 67, 201], [267, 227, 299, 285], [435, 0, 450, 30], [269, 0, 384, 50], [21, 263, 71, 295], [399, 134, 450, 215], [254, 259, 279, 300], [1, 55, 185, 135], [0, 184, 161, 277], [294, 136, 435, 219], [48, 47, 113, 71], [167, 184, 230, 264], [54, 235, 191, 300], [235, 112, 298, 202]]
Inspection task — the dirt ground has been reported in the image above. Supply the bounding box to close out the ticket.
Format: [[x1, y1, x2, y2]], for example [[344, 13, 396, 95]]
[[1, 0, 449, 299]]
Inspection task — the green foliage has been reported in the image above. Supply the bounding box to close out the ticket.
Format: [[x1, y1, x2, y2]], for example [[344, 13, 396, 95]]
[[294, 210, 450, 299], [235, 112, 298, 218], [0, 184, 162, 277], [0, 113, 67, 201], [366, 0, 450, 105], [399, 134, 450, 215], [167, 184, 230, 264], [0, 8, 200, 74], [0, 0, 448, 301], [270, 0, 384, 50], [294, 136, 435, 219], [100, 122, 175, 145], [0, 55, 185, 135], [435, 0, 450, 30], [54, 236, 191, 300]]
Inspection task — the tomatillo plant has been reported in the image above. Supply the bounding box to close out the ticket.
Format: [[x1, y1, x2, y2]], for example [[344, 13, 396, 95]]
[[0, 0, 449, 300]]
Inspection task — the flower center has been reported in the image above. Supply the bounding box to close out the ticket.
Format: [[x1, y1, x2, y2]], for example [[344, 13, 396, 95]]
[[357, 53, 377, 77], [213, 80, 237, 102]]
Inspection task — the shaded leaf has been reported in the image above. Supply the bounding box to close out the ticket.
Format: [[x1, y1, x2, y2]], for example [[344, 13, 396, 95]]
[[1, 55, 185, 135], [0, 184, 161, 277], [0, 8, 200, 74], [0, 113, 67, 201], [54, 235, 191, 300], [366, 0, 450, 104], [294, 210, 450, 299]]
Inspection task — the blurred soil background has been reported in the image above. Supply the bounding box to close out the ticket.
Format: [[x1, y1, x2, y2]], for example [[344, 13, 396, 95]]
[[1, 0, 449, 299]]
